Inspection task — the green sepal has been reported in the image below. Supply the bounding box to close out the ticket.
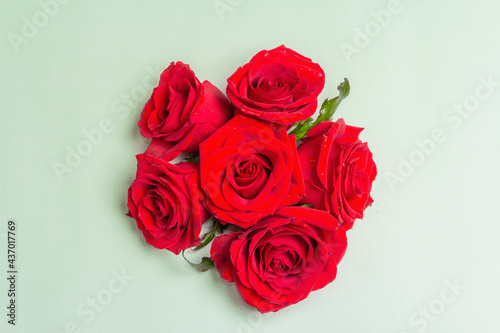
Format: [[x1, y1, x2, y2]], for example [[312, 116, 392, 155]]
[[291, 78, 350, 140]]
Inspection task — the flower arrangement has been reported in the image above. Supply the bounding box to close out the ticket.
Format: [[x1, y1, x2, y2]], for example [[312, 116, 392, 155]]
[[127, 45, 376, 313]]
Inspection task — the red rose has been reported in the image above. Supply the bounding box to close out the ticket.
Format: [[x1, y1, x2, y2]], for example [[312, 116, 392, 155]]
[[127, 153, 210, 254], [138, 61, 232, 161], [298, 119, 377, 230], [226, 45, 325, 126], [199, 115, 305, 228], [210, 207, 347, 313]]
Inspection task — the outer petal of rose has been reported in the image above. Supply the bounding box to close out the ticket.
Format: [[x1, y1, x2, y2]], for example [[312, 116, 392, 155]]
[[136, 154, 190, 176], [157, 86, 186, 134], [144, 130, 195, 162], [233, 273, 285, 313], [231, 235, 253, 289], [278, 133, 305, 207], [186, 165, 211, 222], [214, 209, 259, 228], [297, 131, 326, 205], [303, 121, 338, 140], [184, 81, 233, 152], [226, 63, 251, 106], [233, 102, 317, 126], [211, 232, 241, 283], [200, 115, 275, 159], [126, 185, 138, 217], [311, 255, 337, 291], [336, 118, 364, 143], [313, 227, 347, 291], [276, 207, 338, 232], [301, 180, 329, 211], [159, 62, 199, 85], [331, 226, 348, 264], [138, 89, 157, 138], [181, 168, 207, 247]]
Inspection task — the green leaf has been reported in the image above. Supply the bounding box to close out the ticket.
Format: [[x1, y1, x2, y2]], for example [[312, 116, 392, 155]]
[[180, 219, 222, 272], [194, 219, 220, 250], [291, 78, 350, 141], [181, 251, 215, 272]]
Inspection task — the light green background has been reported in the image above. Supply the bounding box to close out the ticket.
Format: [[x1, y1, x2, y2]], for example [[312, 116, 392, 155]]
[[1, 1, 499, 332]]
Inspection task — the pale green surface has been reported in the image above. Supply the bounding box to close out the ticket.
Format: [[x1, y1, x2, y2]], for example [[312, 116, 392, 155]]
[[1, 1, 500, 332]]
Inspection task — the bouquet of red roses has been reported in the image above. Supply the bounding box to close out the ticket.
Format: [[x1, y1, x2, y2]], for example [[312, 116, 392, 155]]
[[127, 45, 377, 313]]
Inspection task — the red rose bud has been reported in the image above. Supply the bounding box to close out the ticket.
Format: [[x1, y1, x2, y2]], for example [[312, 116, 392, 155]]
[[199, 115, 305, 228], [138, 62, 232, 161], [226, 45, 325, 126], [127, 154, 210, 254], [298, 119, 377, 230], [210, 207, 347, 313]]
